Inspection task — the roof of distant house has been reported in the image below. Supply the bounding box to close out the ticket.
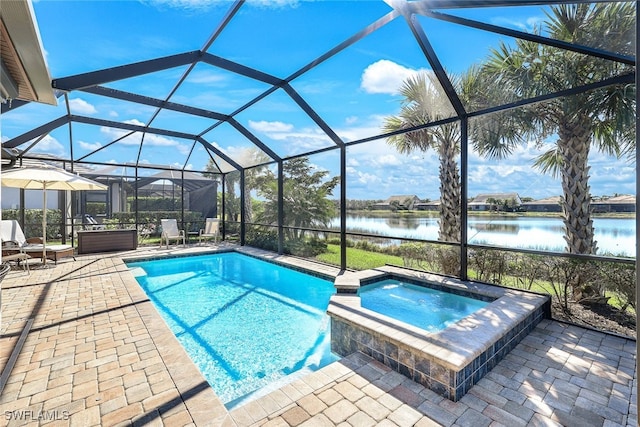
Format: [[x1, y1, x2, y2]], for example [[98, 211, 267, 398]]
[[522, 196, 562, 205], [593, 195, 635, 204], [470, 193, 520, 204], [392, 195, 419, 201]]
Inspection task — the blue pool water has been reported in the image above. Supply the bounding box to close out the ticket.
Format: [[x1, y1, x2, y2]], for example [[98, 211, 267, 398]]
[[359, 279, 489, 332], [127, 252, 338, 406]]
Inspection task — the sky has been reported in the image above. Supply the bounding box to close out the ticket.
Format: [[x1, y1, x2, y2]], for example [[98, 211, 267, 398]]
[[1, 0, 635, 201]]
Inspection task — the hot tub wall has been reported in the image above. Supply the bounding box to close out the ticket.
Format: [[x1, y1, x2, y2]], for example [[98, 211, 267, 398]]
[[330, 303, 547, 401]]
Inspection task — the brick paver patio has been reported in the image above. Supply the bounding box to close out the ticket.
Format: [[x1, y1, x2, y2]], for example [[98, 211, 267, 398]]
[[0, 245, 636, 426]]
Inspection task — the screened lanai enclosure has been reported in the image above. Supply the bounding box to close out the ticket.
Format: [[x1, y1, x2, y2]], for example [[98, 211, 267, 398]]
[[1, 1, 637, 326]]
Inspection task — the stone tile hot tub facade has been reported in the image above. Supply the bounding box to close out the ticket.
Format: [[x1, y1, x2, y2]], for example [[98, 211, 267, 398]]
[[327, 266, 550, 401]]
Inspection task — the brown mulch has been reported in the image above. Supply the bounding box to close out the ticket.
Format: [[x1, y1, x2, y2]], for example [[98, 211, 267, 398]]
[[551, 301, 636, 339]]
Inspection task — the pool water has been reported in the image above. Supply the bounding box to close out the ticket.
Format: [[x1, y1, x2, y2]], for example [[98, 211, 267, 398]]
[[359, 279, 489, 332], [127, 252, 338, 406]]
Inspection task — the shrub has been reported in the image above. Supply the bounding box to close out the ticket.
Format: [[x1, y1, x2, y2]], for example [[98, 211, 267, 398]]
[[245, 227, 328, 257], [597, 261, 636, 312], [3, 209, 63, 240], [246, 229, 279, 252], [468, 248, 508, 284], [286, 238, 327, 257]]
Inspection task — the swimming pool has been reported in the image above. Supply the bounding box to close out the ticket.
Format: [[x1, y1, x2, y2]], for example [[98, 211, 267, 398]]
[[127, 252, 338, 407], [359, 279, 489, 332]]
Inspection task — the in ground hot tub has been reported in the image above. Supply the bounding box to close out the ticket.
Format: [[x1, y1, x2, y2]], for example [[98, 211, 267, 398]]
[[327, 266, 550, 401], [359, 278, 491, 333]]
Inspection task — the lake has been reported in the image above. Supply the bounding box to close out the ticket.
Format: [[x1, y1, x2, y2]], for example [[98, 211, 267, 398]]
[[329, 214, 636, 257]]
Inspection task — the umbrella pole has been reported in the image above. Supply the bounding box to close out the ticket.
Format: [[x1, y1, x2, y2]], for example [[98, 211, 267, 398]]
[[42, 186, 47, 266]]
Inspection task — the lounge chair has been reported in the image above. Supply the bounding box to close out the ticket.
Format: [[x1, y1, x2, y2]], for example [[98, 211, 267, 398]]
[[198, 218, 220, 244], [83, 214, 105, 230], [2, 241, 30, 272], [160, 219, 185, 249], [0, 219, 75, 264]]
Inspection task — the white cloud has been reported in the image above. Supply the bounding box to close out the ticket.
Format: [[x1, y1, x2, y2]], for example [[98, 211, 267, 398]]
[[78, 140, 102, 151], [336, 114, 388, 143], [125, 118, 146, 127], [345, 116, 358, 125], [99, 126, 140, 145], [31, 135, 66, 157], [354, 171, 380, 185], [249, 120, 294, 133], [360, 60, 425, 95], [224, 145, 272, 166], [245, 119, 335, 155], [187, 70, 228, 85], [108, 110, 119, 118], [373, 154, 402, 167], [69, 98, 97, 114]]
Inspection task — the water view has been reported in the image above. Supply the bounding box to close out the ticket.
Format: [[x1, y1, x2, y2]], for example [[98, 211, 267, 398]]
[[330, 215, 635, 257]]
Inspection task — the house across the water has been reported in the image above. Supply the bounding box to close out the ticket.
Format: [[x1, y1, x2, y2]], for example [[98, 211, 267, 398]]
[[468, 193, 522, 212], [372, 195, 421, 211]]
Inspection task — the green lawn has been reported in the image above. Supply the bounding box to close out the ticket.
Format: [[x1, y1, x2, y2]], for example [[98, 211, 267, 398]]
[[315, 244, 404, 270]]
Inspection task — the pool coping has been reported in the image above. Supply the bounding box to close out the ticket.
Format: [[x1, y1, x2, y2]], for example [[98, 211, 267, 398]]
[[328, 265, 551, 399]]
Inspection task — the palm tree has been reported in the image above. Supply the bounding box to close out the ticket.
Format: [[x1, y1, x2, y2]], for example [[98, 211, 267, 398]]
[[383, 73, 461, 245], [472, 3, 635, 299]]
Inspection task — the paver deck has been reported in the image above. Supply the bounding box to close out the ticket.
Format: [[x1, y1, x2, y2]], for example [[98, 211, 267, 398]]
[[0, 244, 636, 426]]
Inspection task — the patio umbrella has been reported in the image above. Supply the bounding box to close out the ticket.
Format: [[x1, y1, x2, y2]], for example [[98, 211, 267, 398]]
[[1, 164, 107, 264]]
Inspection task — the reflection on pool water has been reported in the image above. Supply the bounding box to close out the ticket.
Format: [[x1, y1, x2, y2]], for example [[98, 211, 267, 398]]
[[127, 252, 338, 407]]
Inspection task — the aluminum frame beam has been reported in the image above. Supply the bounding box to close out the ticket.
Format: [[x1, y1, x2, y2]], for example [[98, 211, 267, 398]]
[[227, 118, 281, 161], [418, 8, 635, 66], [282, 84, 345, 147], [3, 116, 69, 148], [390, 0, 467, 117], [82, 86, 229, 121], [71, 115, 197, 140], [201, 53, 285, 86], [52, 51, 201, 91]]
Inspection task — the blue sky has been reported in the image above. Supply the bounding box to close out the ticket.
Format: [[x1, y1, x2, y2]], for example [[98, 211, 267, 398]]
[[2, 0, 635, 201]]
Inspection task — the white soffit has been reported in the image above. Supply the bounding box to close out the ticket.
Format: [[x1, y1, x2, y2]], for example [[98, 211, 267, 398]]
[[0, 0, 56, 105]]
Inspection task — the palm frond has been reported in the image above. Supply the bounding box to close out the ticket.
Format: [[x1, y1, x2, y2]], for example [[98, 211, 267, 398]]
[[533, 148, 562, 178]]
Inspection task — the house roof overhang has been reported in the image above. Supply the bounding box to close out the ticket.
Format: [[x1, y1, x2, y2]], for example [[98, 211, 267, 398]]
[[0, 0, 56, 106]]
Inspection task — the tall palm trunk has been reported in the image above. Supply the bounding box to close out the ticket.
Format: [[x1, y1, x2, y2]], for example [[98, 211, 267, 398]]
[[437, 135, 461, 243], [557, 116, 597, 256], [557, 115, 599, 301], [436, 132, 461, 276]]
